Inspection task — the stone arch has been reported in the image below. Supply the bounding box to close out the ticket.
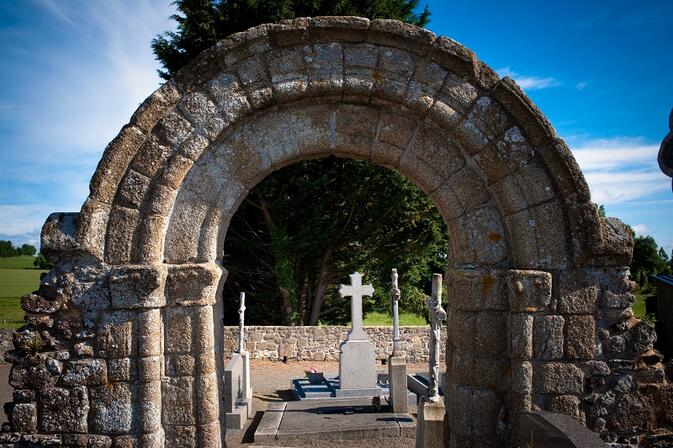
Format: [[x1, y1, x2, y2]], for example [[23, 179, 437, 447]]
[[13, 16, 653, 448]]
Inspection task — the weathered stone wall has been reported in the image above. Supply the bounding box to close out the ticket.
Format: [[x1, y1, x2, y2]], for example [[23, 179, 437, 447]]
[[222, 326, 446, 363], [0, 329, 13, 362]]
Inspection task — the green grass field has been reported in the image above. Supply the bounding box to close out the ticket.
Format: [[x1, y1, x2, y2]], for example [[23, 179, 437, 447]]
[[633, 289, 656, 320], [0, 255, 38, 269], [363, 311, 427, 326], [0, 257, 47, 328]]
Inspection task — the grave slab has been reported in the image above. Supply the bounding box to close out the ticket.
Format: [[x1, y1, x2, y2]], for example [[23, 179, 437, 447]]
[[254, 397, 415, 443], [254, 401, 286, 444]]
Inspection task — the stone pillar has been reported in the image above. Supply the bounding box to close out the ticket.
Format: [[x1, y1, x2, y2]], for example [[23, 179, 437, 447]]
[[194, 305, 221, 447], [388, 268, 408, 413], [107, 264, 167, 447], [416, 399, 445, 448], [163, 263, 223, 448], [388, 356, 408, 413], [137, 308, 163, 443]]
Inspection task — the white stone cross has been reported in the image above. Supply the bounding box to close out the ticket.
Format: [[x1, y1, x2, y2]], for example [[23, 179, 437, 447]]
[[339, 272, 374, 341]]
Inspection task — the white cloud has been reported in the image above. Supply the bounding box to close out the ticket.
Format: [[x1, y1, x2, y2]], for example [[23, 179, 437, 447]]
[[576, 81, 589, 91], [0, 204, 57, 246], [572, 137, 659, 171], [569, 136, 669, 205], [633, 224, 649, 235], [497, 67, 560, 91]]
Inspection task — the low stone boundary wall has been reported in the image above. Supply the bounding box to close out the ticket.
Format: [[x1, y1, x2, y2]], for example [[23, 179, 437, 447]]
[[223, 326, 446, 363]]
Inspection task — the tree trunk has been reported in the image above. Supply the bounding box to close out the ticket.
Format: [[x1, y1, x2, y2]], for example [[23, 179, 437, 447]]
[[257, 192, 296, 325], [308, 245, 334, 325]]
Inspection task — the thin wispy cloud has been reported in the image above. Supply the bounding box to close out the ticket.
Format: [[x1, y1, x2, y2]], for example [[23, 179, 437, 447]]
[[0, 0, 175, 247], [497, 67, 560, 91], [571, 137, 659, 171], [576, 81, 589, 91], [570, 136, 669, 205], [0, 205, 58, 245], [633, 224, 649, 235], [32, 0, 75, 26], [14, 0, 176, 152]]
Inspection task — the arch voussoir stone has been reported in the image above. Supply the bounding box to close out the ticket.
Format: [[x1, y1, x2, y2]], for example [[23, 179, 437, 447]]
[[8, 16, 660, 448]]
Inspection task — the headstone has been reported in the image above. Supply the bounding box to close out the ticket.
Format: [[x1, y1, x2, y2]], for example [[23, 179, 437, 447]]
[[388, 268, 408, 413], [336, 272, 379, 396], [224, 354, 249, 429], [225, 291, 253, 429], [416, 273, 446, 448]]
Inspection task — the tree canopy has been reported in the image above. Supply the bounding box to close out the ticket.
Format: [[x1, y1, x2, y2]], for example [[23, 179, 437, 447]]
[[221, 158, 448, 325], [153, 0, 430, 79], [628, 225, 672, 286], [0, 241, 36, 257]]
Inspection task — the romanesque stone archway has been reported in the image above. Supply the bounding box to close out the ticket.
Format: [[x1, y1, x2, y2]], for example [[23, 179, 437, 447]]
[[8, 16, 665, 448]]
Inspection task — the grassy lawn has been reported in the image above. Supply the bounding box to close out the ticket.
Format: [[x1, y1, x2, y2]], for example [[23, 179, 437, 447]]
[[0, 258, 46, 329], [363, 311, 427, 326], [633, 289, 656, 320], [0, 255, 38, 269], [0, 297, 24, 329]]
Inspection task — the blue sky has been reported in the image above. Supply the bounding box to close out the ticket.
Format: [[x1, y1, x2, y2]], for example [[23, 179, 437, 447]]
[[0, 0, 671, 255]]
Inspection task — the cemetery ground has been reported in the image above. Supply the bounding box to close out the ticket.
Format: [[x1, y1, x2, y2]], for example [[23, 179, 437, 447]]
[[227, 359, 425, 448]]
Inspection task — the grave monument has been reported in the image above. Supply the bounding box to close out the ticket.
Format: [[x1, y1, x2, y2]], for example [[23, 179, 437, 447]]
[[416, 274, 446, 448], [223, 292, 253, 429], [336, 272, 380, 396], [388, 268, 408, 413]]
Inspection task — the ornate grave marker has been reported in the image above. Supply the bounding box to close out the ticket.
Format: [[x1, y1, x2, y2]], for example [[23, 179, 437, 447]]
[[427, 274, 446, 402], [416, 273, 447, 448], [389, 268, 408, 412]]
